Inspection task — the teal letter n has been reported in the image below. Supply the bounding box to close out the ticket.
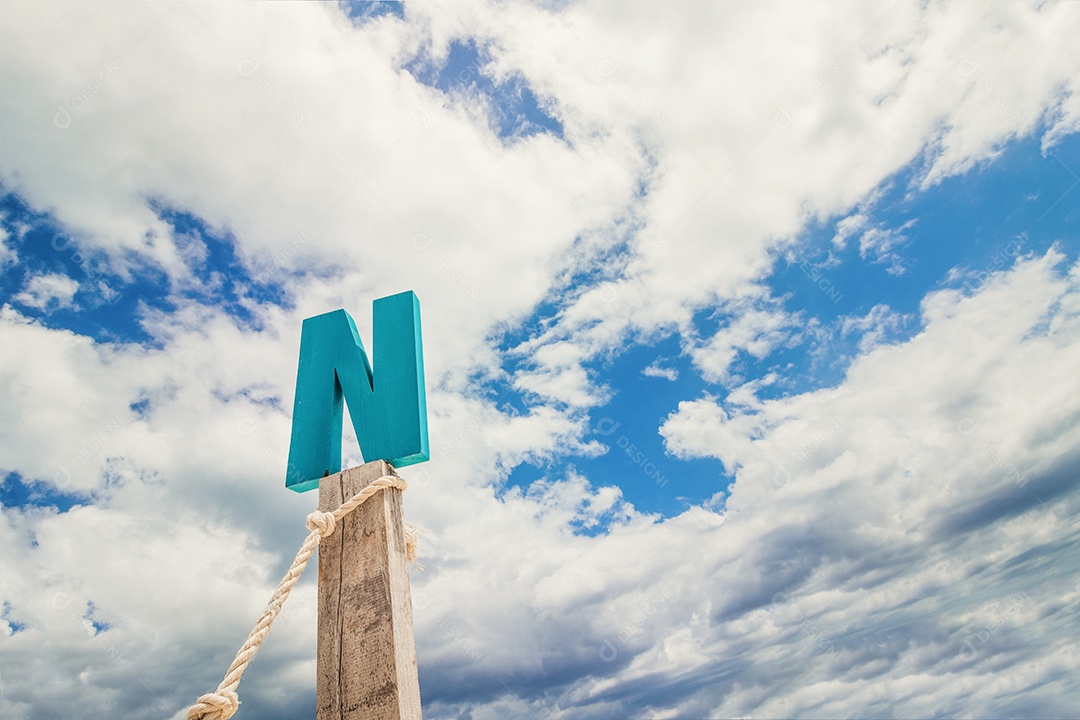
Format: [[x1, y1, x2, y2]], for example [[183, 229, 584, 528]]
[[285, 290, 429, 492]]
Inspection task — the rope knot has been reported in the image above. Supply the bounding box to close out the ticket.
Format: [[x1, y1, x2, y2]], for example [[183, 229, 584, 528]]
[[186, 689, 239, 720], [305, 510, 336, 537]]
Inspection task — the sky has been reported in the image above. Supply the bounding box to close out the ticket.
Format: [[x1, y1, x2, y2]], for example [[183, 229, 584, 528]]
[[1, 1, 1080, 718]]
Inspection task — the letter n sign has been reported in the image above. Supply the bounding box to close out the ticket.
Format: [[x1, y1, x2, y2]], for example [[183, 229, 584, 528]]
[[285, 290, 429, 492]]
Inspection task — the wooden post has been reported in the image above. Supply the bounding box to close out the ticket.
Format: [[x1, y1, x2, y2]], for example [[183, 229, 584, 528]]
[[317, 460, 422, 719]]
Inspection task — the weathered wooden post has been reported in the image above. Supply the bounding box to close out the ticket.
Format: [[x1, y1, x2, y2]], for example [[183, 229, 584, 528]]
[[316, 461, 422, 718], [287, 291, 429, 720]]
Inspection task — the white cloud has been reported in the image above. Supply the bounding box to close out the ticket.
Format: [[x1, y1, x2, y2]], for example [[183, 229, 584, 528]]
[[0, 219, 14, 267], [840, 303, 910, 353], [832, 211, 915, 274], [420, 0, 1080, 401], [859, 222, 915, 275], [688, 300, 796, 386], [0, 1, 641, 387], [12, 272, 79, 309], [642, 360, 677, 381], [0, 1, 1078, 718], [831, 211, 868, 249], [650, 249, 1080, 716]]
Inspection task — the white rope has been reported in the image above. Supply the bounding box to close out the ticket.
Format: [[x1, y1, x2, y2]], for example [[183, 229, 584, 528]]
[[186, 474, 417, 720]]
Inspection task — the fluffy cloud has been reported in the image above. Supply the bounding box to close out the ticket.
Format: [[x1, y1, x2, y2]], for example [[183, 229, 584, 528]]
[[0, 1, 1079, 718], [0, 221, 13, 268], [0, 1, 641, 383], [414, 0, 1080, 391], [12, 272, 79, 310], [652, 249, 1080, 717]]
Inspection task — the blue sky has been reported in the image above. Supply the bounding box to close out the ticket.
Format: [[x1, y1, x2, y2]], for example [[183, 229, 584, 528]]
[[501, 130, 1080, 520], [3, 2, 1080, 719]]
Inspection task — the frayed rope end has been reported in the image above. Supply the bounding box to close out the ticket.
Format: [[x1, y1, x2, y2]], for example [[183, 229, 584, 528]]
[[404, 521, 428, 570]]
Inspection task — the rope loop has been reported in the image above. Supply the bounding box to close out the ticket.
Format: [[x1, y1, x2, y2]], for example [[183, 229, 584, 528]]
[[186, 472, 414, 720], [305, 510, 336, 536], [186, 690, 239, 720]]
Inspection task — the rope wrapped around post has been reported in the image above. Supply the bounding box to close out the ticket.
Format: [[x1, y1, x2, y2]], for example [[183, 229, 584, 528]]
[[186, 474, 417, 720]]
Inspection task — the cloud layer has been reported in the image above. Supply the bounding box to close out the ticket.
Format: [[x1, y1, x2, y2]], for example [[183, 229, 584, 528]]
[[1, 1, 1079, 718]]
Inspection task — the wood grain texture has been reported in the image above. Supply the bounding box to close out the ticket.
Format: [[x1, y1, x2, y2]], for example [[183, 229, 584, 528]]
[[318, 460, 422, 719]]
